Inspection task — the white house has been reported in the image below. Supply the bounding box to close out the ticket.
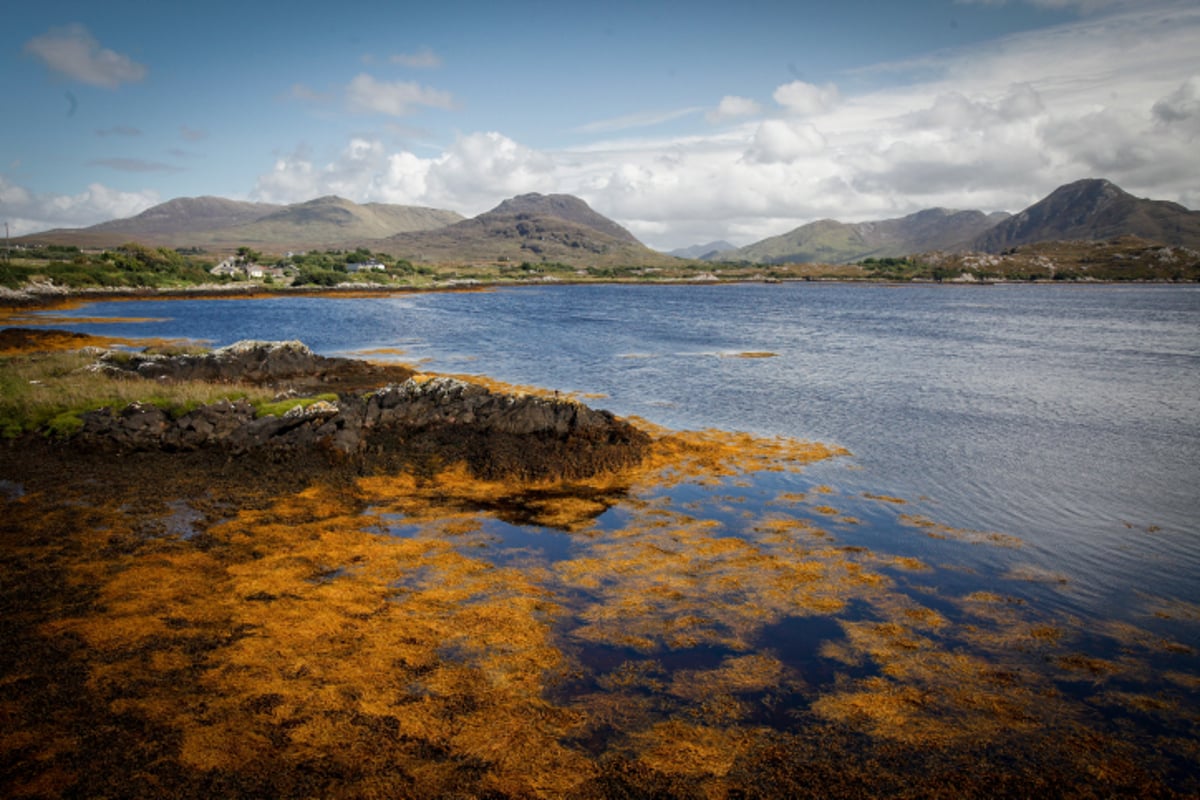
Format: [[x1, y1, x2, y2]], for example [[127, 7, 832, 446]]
[[210, 258, 240, 276], [346, 260, 387, 273]]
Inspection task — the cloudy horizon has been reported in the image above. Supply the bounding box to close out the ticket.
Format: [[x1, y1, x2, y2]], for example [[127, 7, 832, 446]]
[[3, 0, 1198, 250]]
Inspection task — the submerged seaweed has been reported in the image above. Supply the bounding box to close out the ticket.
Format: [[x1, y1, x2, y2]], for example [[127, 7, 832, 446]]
[[1, 419, 1197, 798]]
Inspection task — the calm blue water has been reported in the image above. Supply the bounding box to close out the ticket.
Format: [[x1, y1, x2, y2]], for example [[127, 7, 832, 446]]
[[31, 283, 1200, 617]]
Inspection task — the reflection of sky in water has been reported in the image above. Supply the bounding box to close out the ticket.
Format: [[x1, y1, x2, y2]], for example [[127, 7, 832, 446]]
[[353, 453, 1198, 762]]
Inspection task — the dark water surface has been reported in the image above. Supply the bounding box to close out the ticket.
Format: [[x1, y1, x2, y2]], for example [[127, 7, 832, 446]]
[[40, 283, 1200, 615]]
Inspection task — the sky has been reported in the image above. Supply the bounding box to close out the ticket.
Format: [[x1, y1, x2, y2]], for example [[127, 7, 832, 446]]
[[2, 0, 1199, 250]]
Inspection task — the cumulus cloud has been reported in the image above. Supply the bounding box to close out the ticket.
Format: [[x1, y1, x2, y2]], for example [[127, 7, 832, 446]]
[[1152, 76, 1200, 135], [427, 132, 556, 207], [24, 24, 146, 89], [707, 95, 762, 123], [747, 120, 826, 163], [0, 177, 157, 236], [252, 131, 553, 215], [903, 84, 1044, 130], [346, 74, 455, 117], [773, 80, 839, 116]]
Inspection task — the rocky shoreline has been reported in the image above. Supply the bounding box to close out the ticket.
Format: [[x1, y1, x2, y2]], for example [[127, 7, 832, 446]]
[[50, 340, 649, 482]]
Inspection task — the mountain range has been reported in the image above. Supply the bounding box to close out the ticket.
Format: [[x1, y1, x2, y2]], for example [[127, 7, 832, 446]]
[[712, 208, 1011, 265], [16, 178, 1200, 266], [710, 180, 1200, 264], [25, 196, 464, 250]]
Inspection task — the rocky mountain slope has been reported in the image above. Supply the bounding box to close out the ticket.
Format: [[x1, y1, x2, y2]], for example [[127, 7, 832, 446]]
[[972, 178, 1200, 252], [717, 208, 1009, 265], [375, 193, 681, 267]]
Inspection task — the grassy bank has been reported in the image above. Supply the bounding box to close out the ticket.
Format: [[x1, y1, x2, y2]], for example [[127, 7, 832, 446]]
[[0, 336, 298, 439]]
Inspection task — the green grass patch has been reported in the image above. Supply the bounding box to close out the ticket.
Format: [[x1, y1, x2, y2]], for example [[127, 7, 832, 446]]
[[253, 393, 340, 419], [0, 349, 278, 439]]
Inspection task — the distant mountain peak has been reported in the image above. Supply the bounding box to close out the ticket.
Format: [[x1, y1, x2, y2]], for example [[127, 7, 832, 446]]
[[378, 192, 677, 267], [973, 178, 1200, 252], [303, 195, 354, 206], [724, 207, 1006, 265], [669, 240, 737, 259], [89, 196, 281, 236], [481, 193, 640, 244]]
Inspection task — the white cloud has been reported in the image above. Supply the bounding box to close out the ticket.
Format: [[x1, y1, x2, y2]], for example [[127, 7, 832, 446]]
[[747, 120, 826, 163], [902, 84, 1045, 131], [23, 24, 146, 89], [426, 132, 556, 209], [772, 80, 839, 116], [706, 96, 762, 123], [346, 74, 455, 117], [251, 131, 554, 215], [1152, 75, 1200, 135], [0, 177, 158, 236]]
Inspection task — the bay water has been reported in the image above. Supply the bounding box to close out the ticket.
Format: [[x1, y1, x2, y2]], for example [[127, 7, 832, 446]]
[[25, 280, 1200, 783], [39, 282, 1200, 619]]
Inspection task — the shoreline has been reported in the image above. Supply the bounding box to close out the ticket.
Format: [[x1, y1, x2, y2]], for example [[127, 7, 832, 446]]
[[3, 272, 1197, 311]]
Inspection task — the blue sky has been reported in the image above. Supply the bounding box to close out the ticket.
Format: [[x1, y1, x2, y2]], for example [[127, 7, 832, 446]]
[[3, 0, 1198, 249]]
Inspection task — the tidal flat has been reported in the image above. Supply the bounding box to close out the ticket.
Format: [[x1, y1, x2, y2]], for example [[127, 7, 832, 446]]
[[1, 333, 1197, 797]]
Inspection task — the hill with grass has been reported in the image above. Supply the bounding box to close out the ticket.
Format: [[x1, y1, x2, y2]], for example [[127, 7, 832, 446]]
[[16, 196, 463, 251], [719, 208, 1008, 265], [375, 193, 682, 267]]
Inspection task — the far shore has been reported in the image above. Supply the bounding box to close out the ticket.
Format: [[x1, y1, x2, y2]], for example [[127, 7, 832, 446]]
[[4, 272, 1193, 313]]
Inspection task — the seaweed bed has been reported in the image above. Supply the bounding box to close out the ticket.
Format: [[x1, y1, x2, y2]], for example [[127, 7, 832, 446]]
[[1, 332, 1197, 798]]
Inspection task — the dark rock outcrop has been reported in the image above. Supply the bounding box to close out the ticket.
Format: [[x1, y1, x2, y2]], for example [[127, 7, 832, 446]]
[[358, 378, 648, 480], [75, 342, 648, 481], [93, 339, 418, 395], [95, 340, 366, 386]]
